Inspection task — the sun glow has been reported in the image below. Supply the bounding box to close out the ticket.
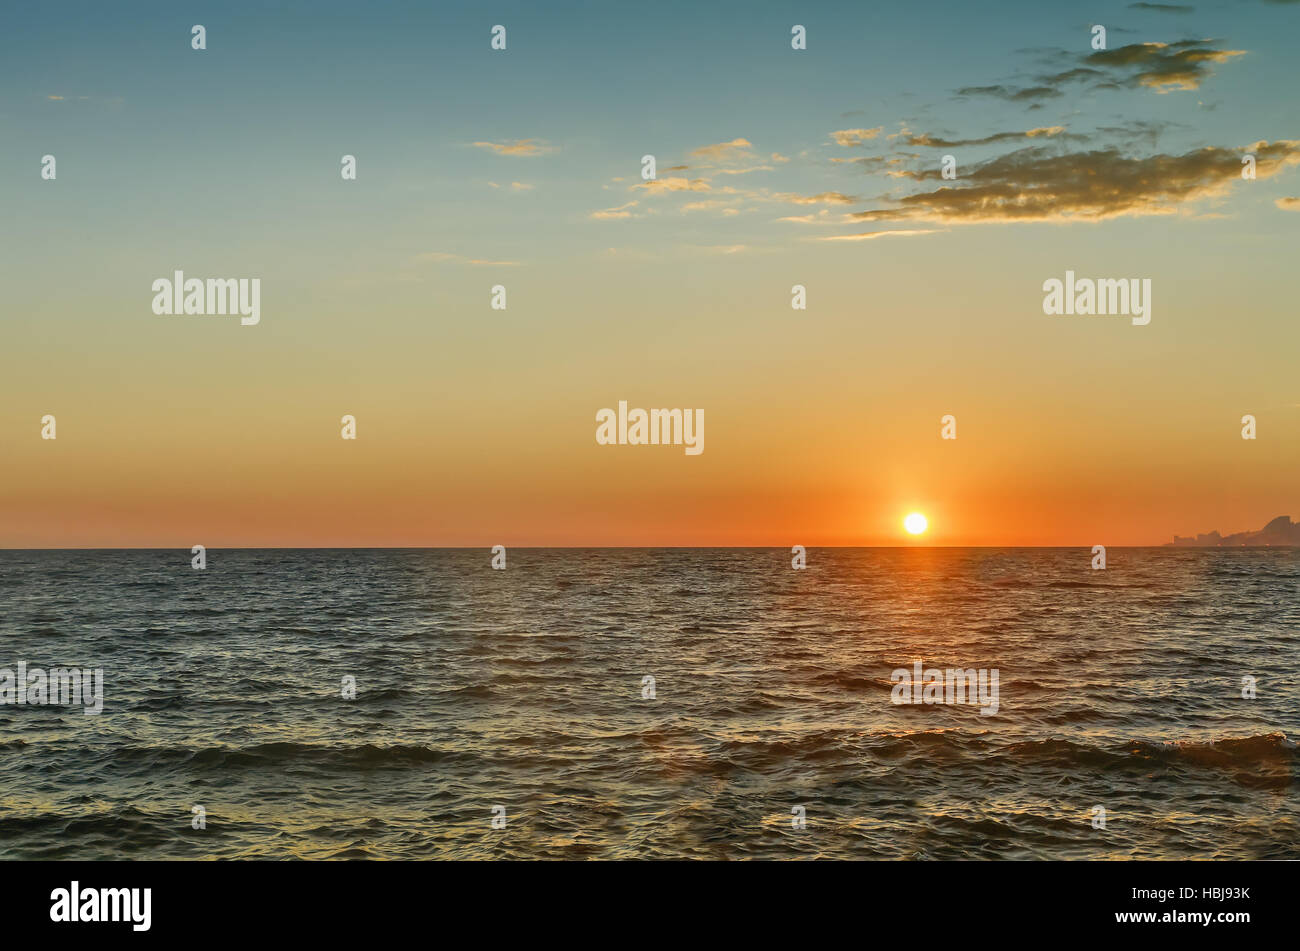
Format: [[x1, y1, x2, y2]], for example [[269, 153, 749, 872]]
[[904, 512, 928, 535]]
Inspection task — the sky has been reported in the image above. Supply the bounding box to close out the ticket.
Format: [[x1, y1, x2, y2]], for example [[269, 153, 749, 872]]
[[1, 0, 1298, 547]]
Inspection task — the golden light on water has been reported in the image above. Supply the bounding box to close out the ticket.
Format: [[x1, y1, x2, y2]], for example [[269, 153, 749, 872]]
[[904, 512, 928, 535]]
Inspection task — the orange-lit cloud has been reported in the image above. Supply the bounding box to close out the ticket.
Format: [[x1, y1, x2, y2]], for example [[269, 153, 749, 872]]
[[830, 128, 883, 146], [472, 138, 551, 156], [589, 201, 639, 219], [688, 137, 753, 162], [813, 229, 945, 241]]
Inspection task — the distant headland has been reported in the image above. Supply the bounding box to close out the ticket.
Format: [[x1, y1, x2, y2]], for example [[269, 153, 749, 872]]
[[1167, 515, 1300, 547]]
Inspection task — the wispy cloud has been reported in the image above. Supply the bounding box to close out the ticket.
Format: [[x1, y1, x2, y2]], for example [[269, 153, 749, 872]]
[[830, 155, 913, 171], [903, 126, 1068, 148], [956, 84, 1062, 102], [682, 138, 782, 176], [813, 229, 945, 241], [590, 200, 640, 220], [689, 138, 754, 162], [774, 191, 857, 205], [777, 210, 837, 224], [420, 252, 522, 266], [44, 93, 119, 106], [681, 199, 740, 214], [1128, 2, 1194, 13], [472, 139, 552, 156], [635, 176, 712, 193]]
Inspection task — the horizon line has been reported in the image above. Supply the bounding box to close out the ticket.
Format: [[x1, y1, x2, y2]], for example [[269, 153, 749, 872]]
[[3, 544, 1292, 552]]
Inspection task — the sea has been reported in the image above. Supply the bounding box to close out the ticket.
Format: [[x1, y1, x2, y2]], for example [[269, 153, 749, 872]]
[[1, 547, 1296, 860]]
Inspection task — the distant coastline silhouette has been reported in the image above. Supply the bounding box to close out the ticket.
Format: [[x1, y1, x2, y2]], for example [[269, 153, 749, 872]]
[[1168, 515, 1300, 546]]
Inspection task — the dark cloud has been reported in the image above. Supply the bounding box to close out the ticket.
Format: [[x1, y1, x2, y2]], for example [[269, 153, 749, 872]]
[[1039, 67, 1105, 84], [848, 140, 1300, 224], [1128, 2, 1194, 13], [956, 84, 1062, 101], [903, 126, 1073, 148], [956, 38, 1246, 105], [830, 155, 916, 172], [1095, 119, 1177, 148], [1085, 40, 1246, 91]]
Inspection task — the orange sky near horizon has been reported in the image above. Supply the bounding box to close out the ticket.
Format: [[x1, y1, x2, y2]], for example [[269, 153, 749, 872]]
[[3, 347, 1295, 547]]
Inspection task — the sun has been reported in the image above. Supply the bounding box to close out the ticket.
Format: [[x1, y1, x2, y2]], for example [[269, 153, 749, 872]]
[[904, 512, 928, 535]]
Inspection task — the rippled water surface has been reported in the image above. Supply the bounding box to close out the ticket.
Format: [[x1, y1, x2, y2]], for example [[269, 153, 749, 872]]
[[1, 548, 1297, 859]]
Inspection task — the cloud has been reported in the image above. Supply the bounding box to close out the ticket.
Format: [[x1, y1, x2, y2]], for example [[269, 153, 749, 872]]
[[590, 200, 639, 220], [688, 138, 753, 162], [1085, 40, 1246, 91], [1128, 2, 1193, 12], [1094, 119, 1175, 148], [680, 138, 780, 176], [850, 140, 1300, 224], [421, 252, 522, 266], [774, 191, 858, 205], [777, 210, 835, 224], [46, 94, 115, 105], [1038, 67, 1106, 84], [956, 84, 1062, 101], [624, 179, 867, 217], [681, 199, 736, 213], [955, 39, 1246, 106], [472, 139, 551, 156], [830, 155, 912, 171], [635, 176, 711, 193], [904, 126, 1068, 148], [1275, 197, 1300, 211], [830, 128, 883, 146], [813, 229, 945, 241]]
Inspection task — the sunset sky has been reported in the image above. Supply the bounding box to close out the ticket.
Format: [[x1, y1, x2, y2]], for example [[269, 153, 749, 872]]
[[2, 0, 1298, 547]]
